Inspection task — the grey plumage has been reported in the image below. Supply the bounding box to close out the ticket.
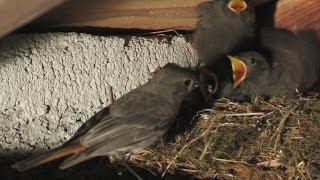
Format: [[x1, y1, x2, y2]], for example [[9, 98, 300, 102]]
[[193, 0, 255, 66], [259, 28, 320, 92], [12, 63, 199, 171], [216, 28, 320, 101]]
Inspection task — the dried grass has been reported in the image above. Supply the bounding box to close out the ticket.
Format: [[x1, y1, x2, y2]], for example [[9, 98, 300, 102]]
[[129, 94, 320, 179]]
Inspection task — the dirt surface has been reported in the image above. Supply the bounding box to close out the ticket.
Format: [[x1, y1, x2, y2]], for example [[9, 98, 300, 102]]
[[2, 93, 319, 179]]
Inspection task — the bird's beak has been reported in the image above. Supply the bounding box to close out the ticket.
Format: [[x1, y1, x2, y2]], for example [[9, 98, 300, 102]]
[[193, 80, 200, 88], [227, 55, 247, 88], [199, 68, 218, 102], [228, 0, 248, 14], [149, 67, 162, 79]]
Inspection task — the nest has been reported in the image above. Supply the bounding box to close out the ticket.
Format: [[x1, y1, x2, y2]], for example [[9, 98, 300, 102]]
[[129, 93, 320, 179]]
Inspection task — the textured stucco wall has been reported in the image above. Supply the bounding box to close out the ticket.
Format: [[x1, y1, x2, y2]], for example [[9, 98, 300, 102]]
[[0, 33, 198, 157]]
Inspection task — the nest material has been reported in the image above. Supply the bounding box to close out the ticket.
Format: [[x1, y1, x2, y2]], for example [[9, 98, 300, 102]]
[[129, 94, 320, 179]]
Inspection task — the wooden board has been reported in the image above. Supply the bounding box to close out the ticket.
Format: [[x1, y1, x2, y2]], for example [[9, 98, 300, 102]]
[[274, 0, 320, 31], [0, 0, 67, 38], [30, 0, 208, 31], [28, 0, 320, 32], [1, 0, 318, 38]]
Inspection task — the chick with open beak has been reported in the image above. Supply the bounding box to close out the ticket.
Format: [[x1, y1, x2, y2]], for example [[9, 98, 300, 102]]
[[193, 0, 255, 67], [199, 52, 267, 102], [227, 51, 272, 89], [218, 51, 271, 101]]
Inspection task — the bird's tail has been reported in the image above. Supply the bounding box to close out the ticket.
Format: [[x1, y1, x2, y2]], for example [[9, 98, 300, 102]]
[[12, 140, 85, 172]]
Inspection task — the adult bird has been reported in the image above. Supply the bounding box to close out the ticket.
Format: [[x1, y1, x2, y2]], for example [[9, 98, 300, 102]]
[[12, 63, 199, 172], [193, 0, 256, 67]]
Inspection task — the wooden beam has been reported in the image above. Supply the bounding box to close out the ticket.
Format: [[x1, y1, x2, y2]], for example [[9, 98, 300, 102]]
[[274, 0, 320, 31], [30, 0, 207, 31], [2, 0, 318, 35], [0, 0, 67, 38], [28, 0, 320, 32]]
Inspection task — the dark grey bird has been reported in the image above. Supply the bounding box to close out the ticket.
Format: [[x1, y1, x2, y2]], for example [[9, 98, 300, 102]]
[[193, 0, 256, 67], [202, 28, 320, 101], [258, 28, 320, 93], [12, 63, 199, 171]]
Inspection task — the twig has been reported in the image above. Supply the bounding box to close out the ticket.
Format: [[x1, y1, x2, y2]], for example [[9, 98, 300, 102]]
[[270, 105, 297, 151], [224, 112, 265, 117], [258, 111, 275, 119], [108, 85, 114, 103], [199, 136, 213, 160], [190, 109, 212, 125], [162, 111, 266, 177], [139, 29, 180, 36], [131, 164, 157, 176], [179, 168, 201, 173], [161, 116, 216, 177], [261, 100, 285, 111], [191, 110, 265, 124], [212, 157, 251, 166], [123, 162, 144, 180]]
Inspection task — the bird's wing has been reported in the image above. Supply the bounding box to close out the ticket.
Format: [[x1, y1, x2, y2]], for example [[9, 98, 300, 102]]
[[65, 106, 110, 143], [260, 28, 302, 89], [296, 31, 320, 88], [261, 28, 320, 92], [58, 90, 178, 169], [59, 114, 170, 169], [12, 90, 176, 171], [68, 89, 173, 140], [80, 90, 176, 146]]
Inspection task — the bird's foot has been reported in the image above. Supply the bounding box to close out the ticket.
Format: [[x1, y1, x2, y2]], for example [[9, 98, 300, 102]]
[[110, 153, 144, 180], [122, 162, 143, 180]]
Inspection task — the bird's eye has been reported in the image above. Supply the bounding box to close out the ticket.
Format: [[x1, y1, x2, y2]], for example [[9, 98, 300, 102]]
[[249, 57, 256, 64], [184, 80, 191, 86]]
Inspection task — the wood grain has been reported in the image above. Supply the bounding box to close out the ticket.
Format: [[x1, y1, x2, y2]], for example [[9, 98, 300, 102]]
[[275, 0, 320, 31], [1, 0, 318, 37], [0, 0, 67, 38], [29, 0, 320, 32], [31, 0, 208, 31]]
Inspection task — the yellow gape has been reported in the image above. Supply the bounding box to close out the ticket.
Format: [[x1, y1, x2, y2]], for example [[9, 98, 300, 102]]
[[228, 0, 248, 14], [227, 55, 247, 88]]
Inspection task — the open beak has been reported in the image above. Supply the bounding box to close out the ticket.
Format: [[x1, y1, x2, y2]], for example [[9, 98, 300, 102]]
[[228, 0, 248, 14], [227, 55, 247, 88], [193, 79, 200, 88], [199, 67, 218, 102]]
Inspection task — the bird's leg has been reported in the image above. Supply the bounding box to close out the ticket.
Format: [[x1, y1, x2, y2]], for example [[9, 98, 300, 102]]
[[122, 161, 143, 180], [110, 153, 144, 180]]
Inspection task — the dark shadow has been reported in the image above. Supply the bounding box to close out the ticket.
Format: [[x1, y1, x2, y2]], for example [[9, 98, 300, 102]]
[[0, 151, 191, 180], [17, 26, 192, 37], [164, 88, 208, 140], [0, 32, 55, 66], [296, 30, 320, 90], [255, 1, 278, 28]]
